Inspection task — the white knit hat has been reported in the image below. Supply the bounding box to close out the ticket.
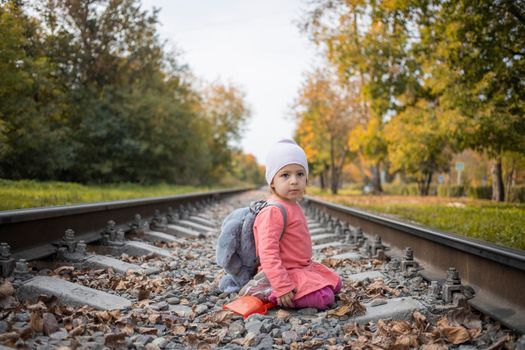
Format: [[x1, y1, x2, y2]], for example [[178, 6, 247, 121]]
[[265, 138, 309, 185]]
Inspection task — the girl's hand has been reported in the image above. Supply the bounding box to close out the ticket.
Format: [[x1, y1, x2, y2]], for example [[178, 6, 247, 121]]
[[277, 290, 295, 308]]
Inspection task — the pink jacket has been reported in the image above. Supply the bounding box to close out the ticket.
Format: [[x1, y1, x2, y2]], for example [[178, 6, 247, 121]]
[[253, 199, 340, 299]]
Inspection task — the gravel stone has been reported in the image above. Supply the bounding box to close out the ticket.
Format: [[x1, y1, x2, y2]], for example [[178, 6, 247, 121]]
[[169, 305, 193, 318], [255, 334, 274, 350], [370, 298, 387, 307], [43, 313, 59, 336], [166, 297, 180, 305], [245, 320, 263, 335], [297, 307, 318, 316], [194, 304, 208, 315], [228, 320, 245, 339], [281, 330, 298, 344], [270, 328, 282, 338], [49, 329, 68, 340], [0, 320, 8, 333], [151, 337, 168, 349], [136, 334, 154, 345]]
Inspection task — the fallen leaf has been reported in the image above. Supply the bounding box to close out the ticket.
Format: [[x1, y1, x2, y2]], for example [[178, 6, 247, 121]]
[[69, 325, 85, 336], [138, 327, 157, 335], [138, 288, 150, 301], [413, 311, 427, 331], [115, 280, 128, 290], [0, 280, 14, 298], [194, 274, 205, 284], [105, 333, 126, 348], [421, 344, 448, 350], [276, 309, 290, 319], [30, 311, 43, 332], [394, 334, 419, 348], [437, 317, 470, 345], [328, 299, 366, 317], [148, 313, 161, 324], [95, 311, 111, 323], [172, 325, 187, 335], [27, 301, 47, 311], [53, 266, 75, 275], [122, 325, 135, 336], [210, 310, 234, 324], [391, 320, 411, 335]]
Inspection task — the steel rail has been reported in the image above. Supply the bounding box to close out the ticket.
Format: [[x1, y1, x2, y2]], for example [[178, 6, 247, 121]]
[[305, 195, 525, 334], [0, 188, 250, 260]]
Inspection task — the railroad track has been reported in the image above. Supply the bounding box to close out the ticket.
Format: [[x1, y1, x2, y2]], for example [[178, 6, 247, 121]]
[[0, 189, 523, 349]]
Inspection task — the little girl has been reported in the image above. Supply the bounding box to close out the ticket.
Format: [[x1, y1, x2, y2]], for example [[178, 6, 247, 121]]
[[250, 138, 342, 310]]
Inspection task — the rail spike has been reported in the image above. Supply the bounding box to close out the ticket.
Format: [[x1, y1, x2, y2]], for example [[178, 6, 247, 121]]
[[401, 247, 419, 272], [370, 234, 387, 259], [151, 209, 167, 230], [0, 242, 15, 277], [56, 230, 87, 262], [442, 267, 465, 304]]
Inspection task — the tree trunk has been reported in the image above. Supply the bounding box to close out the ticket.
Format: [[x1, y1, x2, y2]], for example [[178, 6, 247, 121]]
[[491, 158, 504, 201], [505, 160, 515, 201], [370, 162, 383, 193], [319, 171, 326, 191], [418, 172, 433, 196]]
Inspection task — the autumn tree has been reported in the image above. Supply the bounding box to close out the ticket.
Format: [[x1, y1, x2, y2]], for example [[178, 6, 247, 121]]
[[0, 0, 253, 185], [384, 100, 451, 195], [294, 67, 361, 194], [302, 0, 415, 193], [413, 0, 525, 201], [200, 81, 251, 183]]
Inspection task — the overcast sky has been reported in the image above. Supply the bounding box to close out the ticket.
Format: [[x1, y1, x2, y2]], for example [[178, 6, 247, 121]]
[[141, 0, 319, 164]]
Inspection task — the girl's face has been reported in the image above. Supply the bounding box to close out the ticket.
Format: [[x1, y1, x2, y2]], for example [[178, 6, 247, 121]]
[[271, 164, 307, 202]]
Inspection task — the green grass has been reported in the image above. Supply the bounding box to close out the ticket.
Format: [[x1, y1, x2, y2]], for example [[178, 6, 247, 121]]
[[0, 179, 223, 211], [309, 187, 525, 251]]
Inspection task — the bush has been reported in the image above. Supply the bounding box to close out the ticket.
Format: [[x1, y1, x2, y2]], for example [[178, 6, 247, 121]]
[[437, 185, 465, 197], [383, 184, 421, 196], [468, 186, 492, 200], [508, 185, 525, 203]]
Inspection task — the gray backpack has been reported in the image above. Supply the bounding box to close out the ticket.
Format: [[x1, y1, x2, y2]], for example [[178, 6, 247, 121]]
[[215, 200, 287, 293]]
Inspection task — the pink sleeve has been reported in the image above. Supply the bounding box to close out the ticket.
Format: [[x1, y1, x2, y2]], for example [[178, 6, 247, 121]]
[[255, 206, 295, 297]]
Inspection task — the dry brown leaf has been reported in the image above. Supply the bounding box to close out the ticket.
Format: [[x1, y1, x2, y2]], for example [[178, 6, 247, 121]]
[[0, 332, 18, 342], [109, 310, 121, 319], [394, 334, 419, 348], [105, 333, 126, 348], [115, 280, 128, 290], [95, 311, 111, 323], [413, 310, 427, 331], [18, 325, 33, 339], [391, 320, 412, 335], [172, 325, 187, 335], [421, 344, 448, 350], [54, 266, 75, 275], [328, 299, 366, 317], [122, 325, 135, 336], [437, 317, 470, 345], [210, 310, 234, 324], [241, 332, 257, 347], [194, 274, 205, 284], [276, 309, 291, 319], [30, 311, 43, 332], [0, 280, 14, 298], [197, 343, 212, 350], [148, 313, 161, 324], [486, 334, 512, 350], [138, 288, 150, 301], [70, 325, 85, 336], [27, 301, 47, 312], [138, 327, 157, 335]]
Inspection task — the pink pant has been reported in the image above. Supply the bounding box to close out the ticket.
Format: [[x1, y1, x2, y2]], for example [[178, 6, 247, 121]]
[[269, 279, 342, 310]]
